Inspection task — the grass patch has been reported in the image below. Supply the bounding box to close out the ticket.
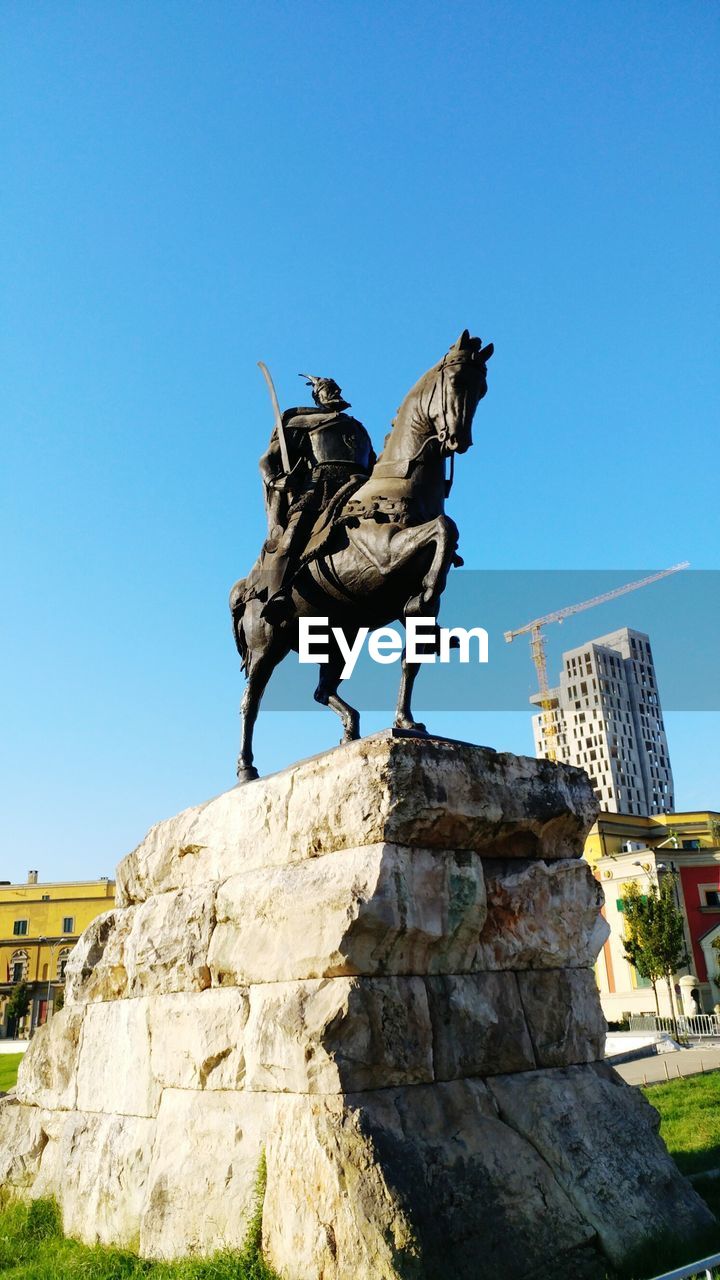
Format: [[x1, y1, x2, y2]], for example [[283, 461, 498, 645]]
[[0, 1056, 23, 1094], [604, 1071, 720, 1277], [613, 1217, 720, 1279], [642, 1069, 720, 1176], [0, 1157, 279, 1278]]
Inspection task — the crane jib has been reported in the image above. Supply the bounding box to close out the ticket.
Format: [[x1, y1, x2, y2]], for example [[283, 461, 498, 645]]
[[504, 562, 690, 642]]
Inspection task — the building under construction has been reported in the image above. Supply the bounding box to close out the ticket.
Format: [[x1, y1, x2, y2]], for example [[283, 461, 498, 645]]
[[532, 626, 674, 815]]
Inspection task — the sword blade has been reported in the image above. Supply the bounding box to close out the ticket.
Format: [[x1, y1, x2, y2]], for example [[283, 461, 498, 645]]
[[257, 361, 290, 474]]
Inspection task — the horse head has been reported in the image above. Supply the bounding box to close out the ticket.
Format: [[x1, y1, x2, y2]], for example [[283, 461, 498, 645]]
[[380, 330, 493, 467], [431, 329, 494, 455]]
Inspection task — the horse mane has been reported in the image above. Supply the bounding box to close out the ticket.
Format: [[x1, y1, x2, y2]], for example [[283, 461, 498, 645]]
[[377, 362, 439, 461]]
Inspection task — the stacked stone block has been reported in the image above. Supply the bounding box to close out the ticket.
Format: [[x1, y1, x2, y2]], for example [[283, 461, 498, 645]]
[[0, 733, 712, 1278]]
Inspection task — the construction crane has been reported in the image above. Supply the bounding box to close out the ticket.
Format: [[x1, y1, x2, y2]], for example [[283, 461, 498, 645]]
[[504, 563, 690, 762]]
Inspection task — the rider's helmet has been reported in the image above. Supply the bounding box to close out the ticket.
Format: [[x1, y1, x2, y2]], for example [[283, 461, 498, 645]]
[[299, 374, 351, 412]]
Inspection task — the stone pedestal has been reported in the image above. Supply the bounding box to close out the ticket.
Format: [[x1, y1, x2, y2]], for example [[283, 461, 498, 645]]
[[0, 734, 713, 1277]]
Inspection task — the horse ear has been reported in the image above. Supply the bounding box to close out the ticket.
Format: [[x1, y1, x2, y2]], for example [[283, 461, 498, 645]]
[[480, 342, 494, 361], [456, 329, 470, 349]]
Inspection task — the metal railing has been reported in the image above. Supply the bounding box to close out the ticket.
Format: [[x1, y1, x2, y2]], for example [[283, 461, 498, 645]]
[[648, 1252, 720, 1279], [629, 1014, 720, 1038]]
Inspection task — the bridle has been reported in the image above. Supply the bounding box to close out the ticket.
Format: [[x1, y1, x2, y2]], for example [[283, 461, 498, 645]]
[[420, 354, 480, 495], [372, 354, 483, 493]]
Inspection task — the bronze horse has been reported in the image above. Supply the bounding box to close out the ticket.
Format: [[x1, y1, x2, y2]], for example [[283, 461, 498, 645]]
[[230, 330, 493, 780]]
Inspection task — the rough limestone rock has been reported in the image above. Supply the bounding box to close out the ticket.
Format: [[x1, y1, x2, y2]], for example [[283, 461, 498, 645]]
[[15, 1009, 83, 1111], [115, 735, 598, 905], [475, 855, 608, 969], [488, 1062, 715, 1265], [35, 1109, 156, 1248], [0, 1098, 51, 1191], [0, 733, 712, 1277], [64, 908, 129, 1004], [425, 973, 536, 1078], [148, 988, 248, 1091], [208, 843, 487, 983], [516, 968, 608, 1067], [243, 976, 434, 1093], [65, 887, 216, 1003], [140, 1089, 274, 1258], [262, 1081, 600, 1280]]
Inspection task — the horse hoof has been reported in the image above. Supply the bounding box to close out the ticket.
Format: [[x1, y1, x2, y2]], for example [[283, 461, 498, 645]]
[[236, 764, 259, 784], [394, 719, 427, 735]]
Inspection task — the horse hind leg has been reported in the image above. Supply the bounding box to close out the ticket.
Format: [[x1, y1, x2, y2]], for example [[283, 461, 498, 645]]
[[394, 648, 427, 734], [314, 646, 360, 744], [395, 622, 457, 733]]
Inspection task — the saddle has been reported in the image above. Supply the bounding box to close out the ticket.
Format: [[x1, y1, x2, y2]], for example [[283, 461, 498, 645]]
[[240, 476, 366, 607]]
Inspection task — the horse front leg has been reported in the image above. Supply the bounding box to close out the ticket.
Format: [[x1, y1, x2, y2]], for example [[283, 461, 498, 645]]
[[385, 517, 459, 731], [238, 657, 272, 782], [404, 515, 459, 616], [237, 621, 288, 782]]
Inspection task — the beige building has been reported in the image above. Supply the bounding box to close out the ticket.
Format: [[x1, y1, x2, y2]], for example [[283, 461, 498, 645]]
[[586, 811, 720, 1022]]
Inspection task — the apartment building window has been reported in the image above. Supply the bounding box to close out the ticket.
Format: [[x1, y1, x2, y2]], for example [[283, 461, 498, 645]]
[[13, 920, 28, 937], [62, 916, 75, 934], [57, 948, 72, 980]]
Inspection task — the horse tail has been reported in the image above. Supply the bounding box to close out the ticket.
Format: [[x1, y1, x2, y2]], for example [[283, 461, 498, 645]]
[[228, 578, 250, 673]]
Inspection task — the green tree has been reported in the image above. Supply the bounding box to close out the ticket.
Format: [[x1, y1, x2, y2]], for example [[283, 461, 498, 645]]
[[6, 981, 31, 1036], [623, 928, 662, 1015], [622, 876, 687, 1034]]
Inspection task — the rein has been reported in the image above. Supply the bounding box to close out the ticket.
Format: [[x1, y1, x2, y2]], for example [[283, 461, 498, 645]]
[[434, 361, 455, 497]]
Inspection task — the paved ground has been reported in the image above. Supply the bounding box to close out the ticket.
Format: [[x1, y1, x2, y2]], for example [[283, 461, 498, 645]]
[[0, 1041, 28, 1054], [615, 1045, 720, 1086]]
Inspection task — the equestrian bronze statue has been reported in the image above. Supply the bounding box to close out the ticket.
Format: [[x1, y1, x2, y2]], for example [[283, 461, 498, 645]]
[[229, 329, 493, 780]]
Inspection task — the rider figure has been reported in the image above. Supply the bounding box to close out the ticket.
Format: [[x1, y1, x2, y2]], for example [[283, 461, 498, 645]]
[[259, 374, 375, 619]]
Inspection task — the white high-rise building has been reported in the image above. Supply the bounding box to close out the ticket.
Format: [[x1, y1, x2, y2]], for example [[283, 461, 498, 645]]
[[532, 627, 674, 815]]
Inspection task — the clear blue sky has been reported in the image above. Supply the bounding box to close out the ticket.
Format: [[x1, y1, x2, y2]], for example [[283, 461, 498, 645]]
[[2, 1, 718, 884]]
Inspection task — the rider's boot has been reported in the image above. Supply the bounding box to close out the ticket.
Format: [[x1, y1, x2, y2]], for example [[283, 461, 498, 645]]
[[261, 548, 295, 622], [261, 509, 307, 623]]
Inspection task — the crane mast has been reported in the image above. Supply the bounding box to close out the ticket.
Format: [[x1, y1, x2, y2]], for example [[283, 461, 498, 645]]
[[505, 562, 689, 763]]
